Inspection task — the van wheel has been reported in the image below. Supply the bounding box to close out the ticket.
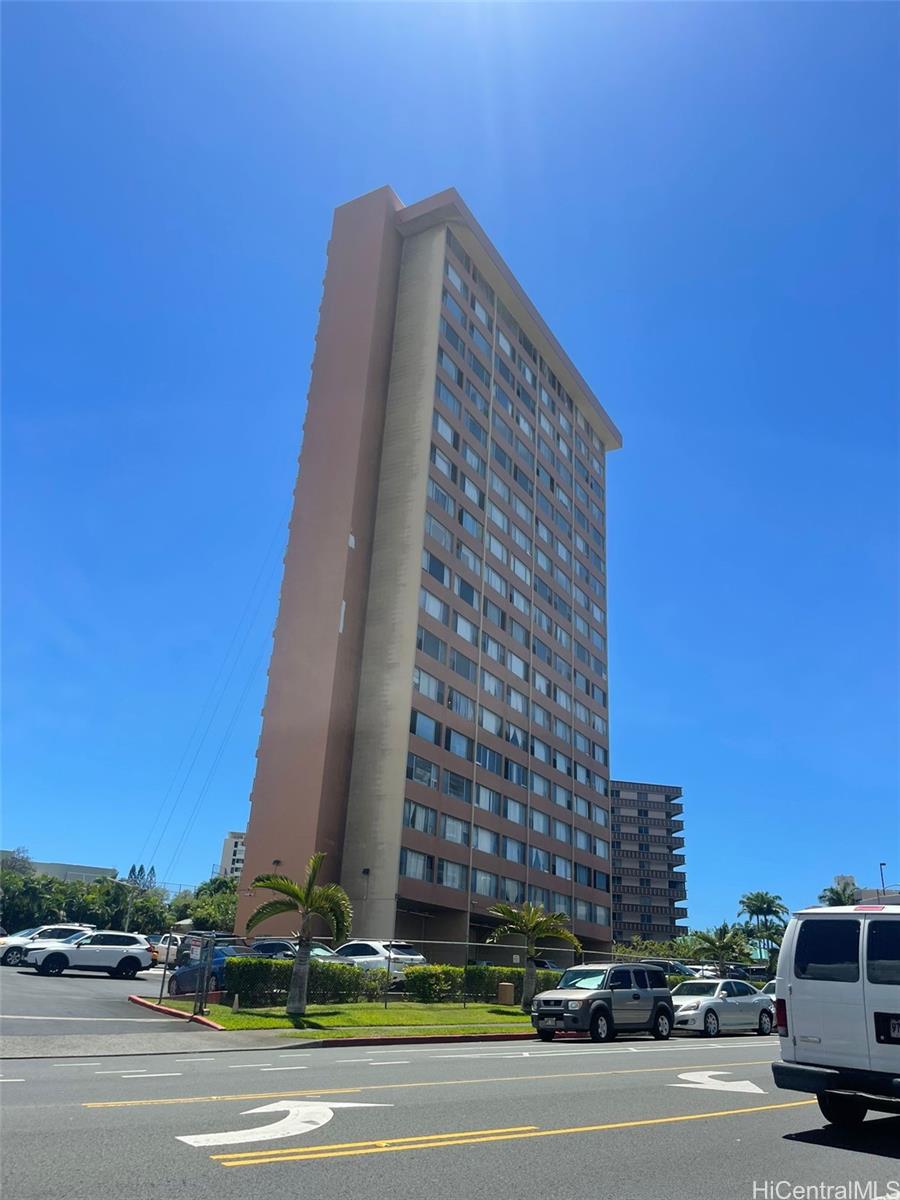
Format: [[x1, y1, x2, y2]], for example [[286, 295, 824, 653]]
[[817, 1092, 867, 1128], [703, 1009, 720, 1037], [652, 1009, 672, 1040], [757, 1009, 773, 1036], [537, 1030, 556, 1042], [589, 1009, 615, 1042]]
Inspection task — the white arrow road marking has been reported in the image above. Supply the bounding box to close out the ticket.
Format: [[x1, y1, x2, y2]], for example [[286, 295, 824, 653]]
[[177, 1101, 392, 1148], [671, 1070, 766, 1094]]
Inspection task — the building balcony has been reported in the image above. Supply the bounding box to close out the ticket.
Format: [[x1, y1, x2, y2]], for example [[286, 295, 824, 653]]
[[671, 853, 685, 866], [666, 801, 683, 816], [670, 819, 684, 833], [671, 836, 685, 849], [673, 907, 688, 920]]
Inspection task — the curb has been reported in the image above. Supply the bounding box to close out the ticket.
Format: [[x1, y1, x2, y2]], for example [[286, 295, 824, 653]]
[[302, 1031, 536, 1048], [127, 994, 225, 1030]]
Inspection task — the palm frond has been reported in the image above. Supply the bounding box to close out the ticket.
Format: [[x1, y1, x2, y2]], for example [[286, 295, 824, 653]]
[[250, 874, 307, 903], [309, 884, 352, 947], [302, 852, 327, 900], [245, 898, 298, 934]]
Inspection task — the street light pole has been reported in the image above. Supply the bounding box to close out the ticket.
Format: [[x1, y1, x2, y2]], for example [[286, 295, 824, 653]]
[[879, 863, 887, 898]]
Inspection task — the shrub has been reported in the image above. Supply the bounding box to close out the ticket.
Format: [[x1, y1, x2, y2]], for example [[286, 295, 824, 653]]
[[224, 956, 370, 1006], [361, 969, 391, 1001], [403, 965, 465, 1003], [401, 964, 562, 1004]]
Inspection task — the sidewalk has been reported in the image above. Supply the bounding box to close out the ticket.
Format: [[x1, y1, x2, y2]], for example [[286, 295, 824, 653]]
[[0, 1027, 309, 1060]]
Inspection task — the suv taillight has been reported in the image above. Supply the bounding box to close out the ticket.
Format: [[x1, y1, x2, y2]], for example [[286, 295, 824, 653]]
[[775, 997, 788, 1037]]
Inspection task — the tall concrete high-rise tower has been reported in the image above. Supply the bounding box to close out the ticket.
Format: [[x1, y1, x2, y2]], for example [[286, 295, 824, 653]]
[[236, 187, 622, 958]]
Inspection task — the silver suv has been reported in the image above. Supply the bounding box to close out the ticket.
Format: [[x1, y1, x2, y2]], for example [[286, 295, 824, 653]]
[[531, 962, 674, 1042]]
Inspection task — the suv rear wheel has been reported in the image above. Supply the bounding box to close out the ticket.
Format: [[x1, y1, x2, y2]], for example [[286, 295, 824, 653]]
[[589, 1009, 615, 1042], [2, 947, 24, 967], [817, 1092, 867, 1128], [114, 957, 141, 980], [38, 953, 67, 977], [652, 1009, 672, 1040]]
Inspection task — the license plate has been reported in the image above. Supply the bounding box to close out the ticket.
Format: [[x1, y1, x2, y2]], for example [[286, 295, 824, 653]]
[[874, 1012, 900, 1044], [539, 1017, 560, 1028]]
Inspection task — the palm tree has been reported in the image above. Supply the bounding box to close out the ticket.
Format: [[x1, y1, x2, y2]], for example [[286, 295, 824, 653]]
[[818, 881, 858, 907], [246, 852, 352, 1016], [737, 891, 788, 931], [692, 922, 751, 976], [487, 901, 581, 1011]]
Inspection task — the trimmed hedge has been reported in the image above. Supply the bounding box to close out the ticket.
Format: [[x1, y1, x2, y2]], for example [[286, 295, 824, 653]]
[[223, 957, 390, 1006], [403, 965, 562, 1004]]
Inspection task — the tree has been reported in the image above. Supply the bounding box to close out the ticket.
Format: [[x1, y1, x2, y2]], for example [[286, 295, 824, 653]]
[[692, 922, 751, 975], [245, 853, 352, 1016], [818, 881, 858, 906], [486, 900, 582, 1012], [0, 847, 34, 876], [737, 891, 788, 930]]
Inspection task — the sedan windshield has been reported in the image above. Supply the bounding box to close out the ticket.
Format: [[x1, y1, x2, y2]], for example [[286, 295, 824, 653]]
[[12, 927, 39, 938], [672, 982, 719, 997], [557, 969, 608, 990]]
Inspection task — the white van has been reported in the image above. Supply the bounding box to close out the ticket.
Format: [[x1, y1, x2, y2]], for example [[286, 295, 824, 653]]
[[771, 904, 900, 1127]]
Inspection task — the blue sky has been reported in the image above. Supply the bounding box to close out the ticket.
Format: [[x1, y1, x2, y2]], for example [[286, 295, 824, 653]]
[[3, 4, 897, 926]]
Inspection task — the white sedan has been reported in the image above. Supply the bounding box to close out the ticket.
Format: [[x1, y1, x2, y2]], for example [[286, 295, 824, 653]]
[[333, 940, 426, 975], [671, 979, 775, 1037]]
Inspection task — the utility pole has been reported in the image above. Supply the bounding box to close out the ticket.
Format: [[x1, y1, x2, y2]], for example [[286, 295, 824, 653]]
[[879, 862, 887, 898]]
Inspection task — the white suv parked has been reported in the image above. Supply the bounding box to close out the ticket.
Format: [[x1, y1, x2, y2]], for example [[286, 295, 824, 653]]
[[23, 931, 153, 979], [771, 904, 900, 1127], [0, 925, 96, 967]]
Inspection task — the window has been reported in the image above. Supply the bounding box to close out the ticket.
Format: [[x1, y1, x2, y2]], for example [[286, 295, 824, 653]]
[[417, 625, 446, 663], [466, 380, 488, 416], [462, 442, 486, 476], [399, 848, 433, 883], [413, 667, 443, 705], [553, 819, 572, 844], [511, 587, 530, 616], [504, 796, 526, 824], [794, 919, 860, 982], [475, 785, 501, 815], [452, 610, 478, 645], [450, 647, 477, 683], [507, 686, 528, 715], [483, 563, 505, 595], [448, 688, 475, 722], [476, 744, 502, 774], [531, 736, 550, 763], [530, 808, 550, 836], [507, 650, 528, 680], [553, 784, 572, 810], [441, 316, 465, 356], [553, 855, 572, 880], [554, 717, 572, 744], [410, 709, 441, 745], [459, 508, 483, 540], [490, 470, 510, 502], [868, 921, 900, 985], [553, 750, 572, 776], [488, 502, 509, 534], [530, 846, 550, 871], [443, 770, 472, 804], [503, 836, 526, 864], [437, 349, 463, 388], [511, 556, 531, 584], [532, 702, 549, 729], [464, 411, 488, 447], [574, 862, 591, 886], [593, 837, 609, 859], [479, 706, 502, 737], [425, 512, 453, 553], [445, 728, 474, 761], [420, 587, 449, 624], [528, 885, 550, 909], [552, 892, 572, 917], [487, 533, 508, 565], [468, 350, 490, 387], [403, 800, 437, 835], [505, 758, 528, 787], [472, 869, 498, 898], [441, 814, 470, 846], [437, 859, 468, 890], [408, 748, 439, 787], [428, 474, 455, 512], [456, 540, 481, 577], [443, 288, 466, 326], [482, 633, 504, 664], [530, 770, 550, 798], [454, 575, 479, 610], [474, 826, 499, 855], [575, 828, 591, 851], [461, 474, 485, 508], [445, 259, 468, 296], [502, 877, 526, 904], [469, 323, 491, 357], [482, 597, 504, 629]]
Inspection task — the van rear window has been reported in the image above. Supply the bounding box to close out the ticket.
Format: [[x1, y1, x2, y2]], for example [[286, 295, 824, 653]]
[[867, 921, 900, 986], [794, 919, 860, 982]]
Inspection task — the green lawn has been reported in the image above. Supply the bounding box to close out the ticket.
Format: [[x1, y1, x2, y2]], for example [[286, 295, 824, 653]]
[[157, 998, 534, 1036]]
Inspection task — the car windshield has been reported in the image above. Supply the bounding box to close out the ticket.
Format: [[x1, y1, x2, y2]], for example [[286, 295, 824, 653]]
[[12, 927, 39, 938], [217, 945, 258, 957], [61, 932, 87, 943], [310, 945, 334, 957], [557, 968, 609, 990], [672, 982, 719, 997], [385, 943, 418, 954]]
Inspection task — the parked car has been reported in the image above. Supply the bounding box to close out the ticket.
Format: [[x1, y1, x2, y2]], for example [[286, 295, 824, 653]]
[[333, 940, 426, 975], [771, 903, 900, 1128], [671, 978, 774, 1036], [0, 924, 96, 967], [760, 979, 776, 996], [639, 958, 697, 977], [249, 938, 355, 965], [154, 932, 189, 967], [22, 931, 153, 978], [166, 942, 295, 995], [693, 962, 751, 980], [532, 957, 566, 972], [531, 962, 674, 1042]]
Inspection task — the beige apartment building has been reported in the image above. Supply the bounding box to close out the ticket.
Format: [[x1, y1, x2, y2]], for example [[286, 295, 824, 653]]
[[236, 186, 622, 959], [609, 781, 687, 943]]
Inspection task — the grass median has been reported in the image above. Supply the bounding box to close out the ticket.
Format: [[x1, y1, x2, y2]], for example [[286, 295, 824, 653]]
[[155, 998, 534, 1036]]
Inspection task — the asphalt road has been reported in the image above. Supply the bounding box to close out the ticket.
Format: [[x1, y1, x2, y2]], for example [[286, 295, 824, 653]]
[[0, 964, 179, 1037], [3, 1033, 898, 1200]]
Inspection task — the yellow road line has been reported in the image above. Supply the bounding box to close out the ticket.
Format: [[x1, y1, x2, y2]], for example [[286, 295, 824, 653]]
[[84, 1057, 777, 1109], [212, 1124, 540, 1160], [215, 1101, 816, 1167]]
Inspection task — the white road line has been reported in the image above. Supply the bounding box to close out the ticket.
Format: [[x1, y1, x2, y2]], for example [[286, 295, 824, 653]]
[[368, 1060, 409, 1066], [0, 1079, 26, 1083], [96, 1069, 147, 1075], [120, 1073, 182, 1079], [336, 1058, 374, 1063], [278, 1053, 310, 1058], [175, 1057, 216, 1063], [51, 1062, 102, 1067], [260, 1066, 308, 1072], [227, 1063, 272, 1069]]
